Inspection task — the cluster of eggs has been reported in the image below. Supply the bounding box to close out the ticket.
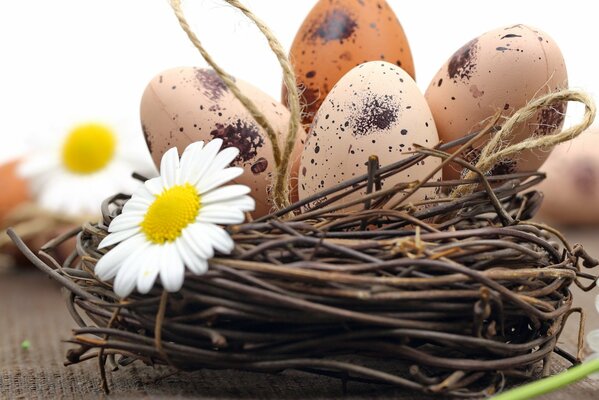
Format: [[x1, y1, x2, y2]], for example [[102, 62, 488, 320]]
[[139, 0, 569, 218]]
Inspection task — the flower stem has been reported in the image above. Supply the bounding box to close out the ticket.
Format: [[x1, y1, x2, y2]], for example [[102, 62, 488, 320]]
[[492, 358, 599, 400]]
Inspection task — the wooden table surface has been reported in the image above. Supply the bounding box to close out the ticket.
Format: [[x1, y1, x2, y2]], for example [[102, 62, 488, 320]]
[[1, 228, 598, 399]]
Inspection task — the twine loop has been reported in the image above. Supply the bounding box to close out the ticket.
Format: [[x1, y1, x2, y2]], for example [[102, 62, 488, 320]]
[[452, 89, 596, 197], [169, 0, 301, 211]]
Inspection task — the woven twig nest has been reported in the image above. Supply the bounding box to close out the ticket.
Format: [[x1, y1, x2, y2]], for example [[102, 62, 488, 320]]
[[12, 137, 599, 398]]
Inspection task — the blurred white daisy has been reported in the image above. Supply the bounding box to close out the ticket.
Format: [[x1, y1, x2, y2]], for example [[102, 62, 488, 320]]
[[95, 139, 255, 298], [18, 120, 154, 216]]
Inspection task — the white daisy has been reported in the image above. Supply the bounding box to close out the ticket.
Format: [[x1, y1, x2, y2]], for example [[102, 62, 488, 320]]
[[18, 119, 155, 216], [94, 139, 255, 298]]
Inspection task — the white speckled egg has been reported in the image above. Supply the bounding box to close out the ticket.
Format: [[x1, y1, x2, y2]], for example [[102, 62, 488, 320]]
[[140, 67, 306, 217], [299, 61, 440, 210], [425, 24, 568, 181]]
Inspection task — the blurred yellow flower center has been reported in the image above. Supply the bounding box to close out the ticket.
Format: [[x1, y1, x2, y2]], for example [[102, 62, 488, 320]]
[[141, 184, 201, 244], [61, 123, 117, 174]]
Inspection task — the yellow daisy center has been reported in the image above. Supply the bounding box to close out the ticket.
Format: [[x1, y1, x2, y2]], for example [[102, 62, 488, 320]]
[[141, 184, 201, 244], [61, 123, 117, 174]]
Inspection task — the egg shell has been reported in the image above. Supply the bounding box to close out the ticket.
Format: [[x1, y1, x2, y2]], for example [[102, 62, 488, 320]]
[[0, 159, 30, 222], [425, 24, 568, 181], [140, 67, 306, 217], [536, 129, 599, 225], [299, 61, 440, 210], [284, 0, 415, 127]]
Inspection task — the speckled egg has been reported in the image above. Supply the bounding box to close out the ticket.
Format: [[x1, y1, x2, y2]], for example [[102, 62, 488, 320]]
[[140, 67, 306, 217], [425, 24, 568, 181], [537, 129, 599, 225], [0, 159, 30, 222], [299, 61, 440, 210], [284, 0, 415, 127]]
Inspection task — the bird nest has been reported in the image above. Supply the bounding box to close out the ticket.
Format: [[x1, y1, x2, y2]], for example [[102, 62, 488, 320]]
[[11, 135, 599, 398]]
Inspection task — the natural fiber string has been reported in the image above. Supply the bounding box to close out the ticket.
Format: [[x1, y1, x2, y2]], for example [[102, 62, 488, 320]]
[[452, 89, 596, 198], [169, 0, 303, 211]]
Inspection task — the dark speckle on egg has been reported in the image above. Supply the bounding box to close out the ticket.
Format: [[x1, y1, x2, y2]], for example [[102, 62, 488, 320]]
[[535, 102, 566, 136], [306, 9, 358, 43], [250, 157, 268, 175], [447, 38, 479, 81], [349, 93, 400, 136], [195, 69, 231, 101], [209, 119, 264, 164]]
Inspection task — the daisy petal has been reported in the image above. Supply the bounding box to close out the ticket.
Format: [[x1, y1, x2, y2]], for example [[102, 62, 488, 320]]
[[201, 223, 235, 254], [179, 141, 205, 182], [198, 205, 245, 225], [201, 185, 251, 204], [137, 246, 161, 294], [123, 197, 151, 213], [99, 228, 140, 248], [206, 146, 240, 175], [189, 138, 223, 185], [176, 239, 208, 275], [211, 195, 255, 212], [113, 250, 147, 298], [95, 234, 146, 280], [188, 256, 208, 276], [132, 185, 155, 203], [160, 147, 180, 188], [144, 177, 164, 195], [108, 214, 143, 233], [196, 167, 244, 194], [181, 225, 214, 259], [159, 243, 185, 292], [17, 153, 60, 179], [595, 294, 599, 314]]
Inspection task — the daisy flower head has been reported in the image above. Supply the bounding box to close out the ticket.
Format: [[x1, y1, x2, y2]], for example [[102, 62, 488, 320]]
[[95, 139, 255, 298], [18, 118, 154, 216]]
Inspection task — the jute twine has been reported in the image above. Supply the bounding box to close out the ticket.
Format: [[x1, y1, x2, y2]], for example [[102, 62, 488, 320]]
[[452, 89, 596, 198], [169, 0, 302, 211], [170, 0, 595, 207]]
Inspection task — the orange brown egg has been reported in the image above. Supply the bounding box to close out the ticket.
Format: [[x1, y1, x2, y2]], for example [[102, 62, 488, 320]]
[[284, 0, 415, 127]]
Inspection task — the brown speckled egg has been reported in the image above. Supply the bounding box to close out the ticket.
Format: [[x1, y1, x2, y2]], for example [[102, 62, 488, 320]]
[[0, 159, 30, 222], [140, 67, 306, 218], [537, 129, 599, 225], [284, 0, 415, 127], [425, 24, 568, 181], [299, 61, 440, 210]]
